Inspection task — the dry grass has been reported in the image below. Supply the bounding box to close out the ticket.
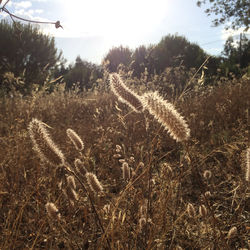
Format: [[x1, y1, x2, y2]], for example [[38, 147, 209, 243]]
[[0, 75, 249, 249]]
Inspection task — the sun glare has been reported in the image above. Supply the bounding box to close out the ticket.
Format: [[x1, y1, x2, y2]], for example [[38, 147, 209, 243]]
[[61, 0, 169, 46]]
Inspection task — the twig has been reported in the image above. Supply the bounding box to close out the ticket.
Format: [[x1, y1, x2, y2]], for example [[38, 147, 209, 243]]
[[0, 2, 62, 29]]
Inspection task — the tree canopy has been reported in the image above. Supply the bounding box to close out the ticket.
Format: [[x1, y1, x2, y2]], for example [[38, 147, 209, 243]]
[[64, 56, 102, 91], [0, 20, 62, 94], [197, 0, 249, 31], [103, 46, 133, 73], [103, 34, 210, 76]]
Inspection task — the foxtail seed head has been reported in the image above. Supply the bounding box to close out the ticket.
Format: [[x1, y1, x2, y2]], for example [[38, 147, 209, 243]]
[[65, 186, 78, 205], [66, 128, 84, 151], [67, 175, 76, 190], [86, 172, 103, 193], [45, 202, 61, 219], [109, 73, 143, 112], [121, 162, 131, 181], [227, 226, 237, 239], [28, 118, 65, 166], [187, 203, 196, 218], [142, 91, 190, 142], [199, 204, 207, 218], [139, 217, 146, 231], [203, 170, 212, 180]]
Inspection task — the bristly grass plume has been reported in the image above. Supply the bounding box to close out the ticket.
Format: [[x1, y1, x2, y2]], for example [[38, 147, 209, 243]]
[[28, 118, 65, 166], [45, 202, 61, 220], [109, 73, 143, 113], [142, 91, 190, 142], [86, 172, 103, 193], [66, 128, 84, 151]]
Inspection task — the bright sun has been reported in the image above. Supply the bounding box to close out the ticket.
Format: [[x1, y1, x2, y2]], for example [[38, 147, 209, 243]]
[[61, 0, 169, 46]]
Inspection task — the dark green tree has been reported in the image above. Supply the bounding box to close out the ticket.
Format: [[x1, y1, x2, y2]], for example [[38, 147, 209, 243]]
[[220, 34, 250, 74], [64, 56, 102, 91], [0, 20, 62, 93], [197, 0, 249, 31], [149, 34, 208, 74], [103, 46, 133, 72]]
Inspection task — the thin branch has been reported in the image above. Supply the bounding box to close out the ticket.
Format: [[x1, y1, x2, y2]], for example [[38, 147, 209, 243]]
[[0, 4, 62, 29]]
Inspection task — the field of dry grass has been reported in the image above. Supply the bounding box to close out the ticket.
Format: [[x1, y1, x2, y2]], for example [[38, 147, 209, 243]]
[[0, 74, 249, 249]]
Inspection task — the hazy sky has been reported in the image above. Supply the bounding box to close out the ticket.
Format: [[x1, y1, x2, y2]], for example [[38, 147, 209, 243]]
[[1, 0, 249, 64]]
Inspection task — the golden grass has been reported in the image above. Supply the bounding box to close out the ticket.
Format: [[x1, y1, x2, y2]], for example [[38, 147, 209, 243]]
[[0, 76, 249, 249]]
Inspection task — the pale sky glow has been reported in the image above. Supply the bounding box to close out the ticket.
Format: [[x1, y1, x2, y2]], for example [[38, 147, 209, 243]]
[[1, 0, 249, 64]]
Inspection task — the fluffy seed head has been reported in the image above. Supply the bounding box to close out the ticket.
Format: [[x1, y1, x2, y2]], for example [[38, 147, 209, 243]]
[[109, 73, 143, 112], [66, 128, 84, 151], [187, 203, 196, 218], [28, 118, 65, 166], [113, 154, 122, 159], [175, 246, 184, 250], [142, 92, 190, 142], [139, 202, 147, 217], [204, 191, 212, 198], [86, 172, 103, 193], [45, 202, 61, 219], [199, 204, 207, 217], [227, 226, 237, 239], [65, 186, 78, 205], [121, 162, 131, 181], [119, 159, 126, 163], [246, 147, 250, 182], [115, 144, 122, 153], [203, 170, 212, 180], [67, 175, 76, 190], [139, 217, 146, 231], [138, 162, 145, 168]]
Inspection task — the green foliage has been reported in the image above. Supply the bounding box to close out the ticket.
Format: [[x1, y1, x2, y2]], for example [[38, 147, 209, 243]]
[[103, 45, 133, 72], [103, 35, 212, 78], [197, 0, 249, 31], [220, 34, 250, 76], [64, 56, 102, 91], [150, 34, 209, 74], [0, 20, 62, 94]]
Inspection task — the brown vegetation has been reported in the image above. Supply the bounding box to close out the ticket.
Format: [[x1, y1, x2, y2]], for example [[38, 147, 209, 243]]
[[0, 74, 249, 249]]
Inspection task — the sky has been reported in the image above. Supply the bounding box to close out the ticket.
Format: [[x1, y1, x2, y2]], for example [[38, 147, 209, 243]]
[[0, 0, 249, 65]]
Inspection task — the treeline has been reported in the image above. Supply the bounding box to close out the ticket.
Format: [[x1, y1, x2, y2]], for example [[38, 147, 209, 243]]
[[0, 20, 249, 96]]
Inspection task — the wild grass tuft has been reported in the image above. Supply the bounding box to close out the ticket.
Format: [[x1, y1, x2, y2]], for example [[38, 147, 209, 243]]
[[0, 71, 248, 249]]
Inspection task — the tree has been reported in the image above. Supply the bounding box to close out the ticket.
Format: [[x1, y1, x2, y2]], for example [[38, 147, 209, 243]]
[[0, 20, 62, 94], [197, 0, 249, 31], [64, 56, 102, 91], [221, 34, 250, 74], [149, 34, 208, 74], [103, 46, 133, 72]]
